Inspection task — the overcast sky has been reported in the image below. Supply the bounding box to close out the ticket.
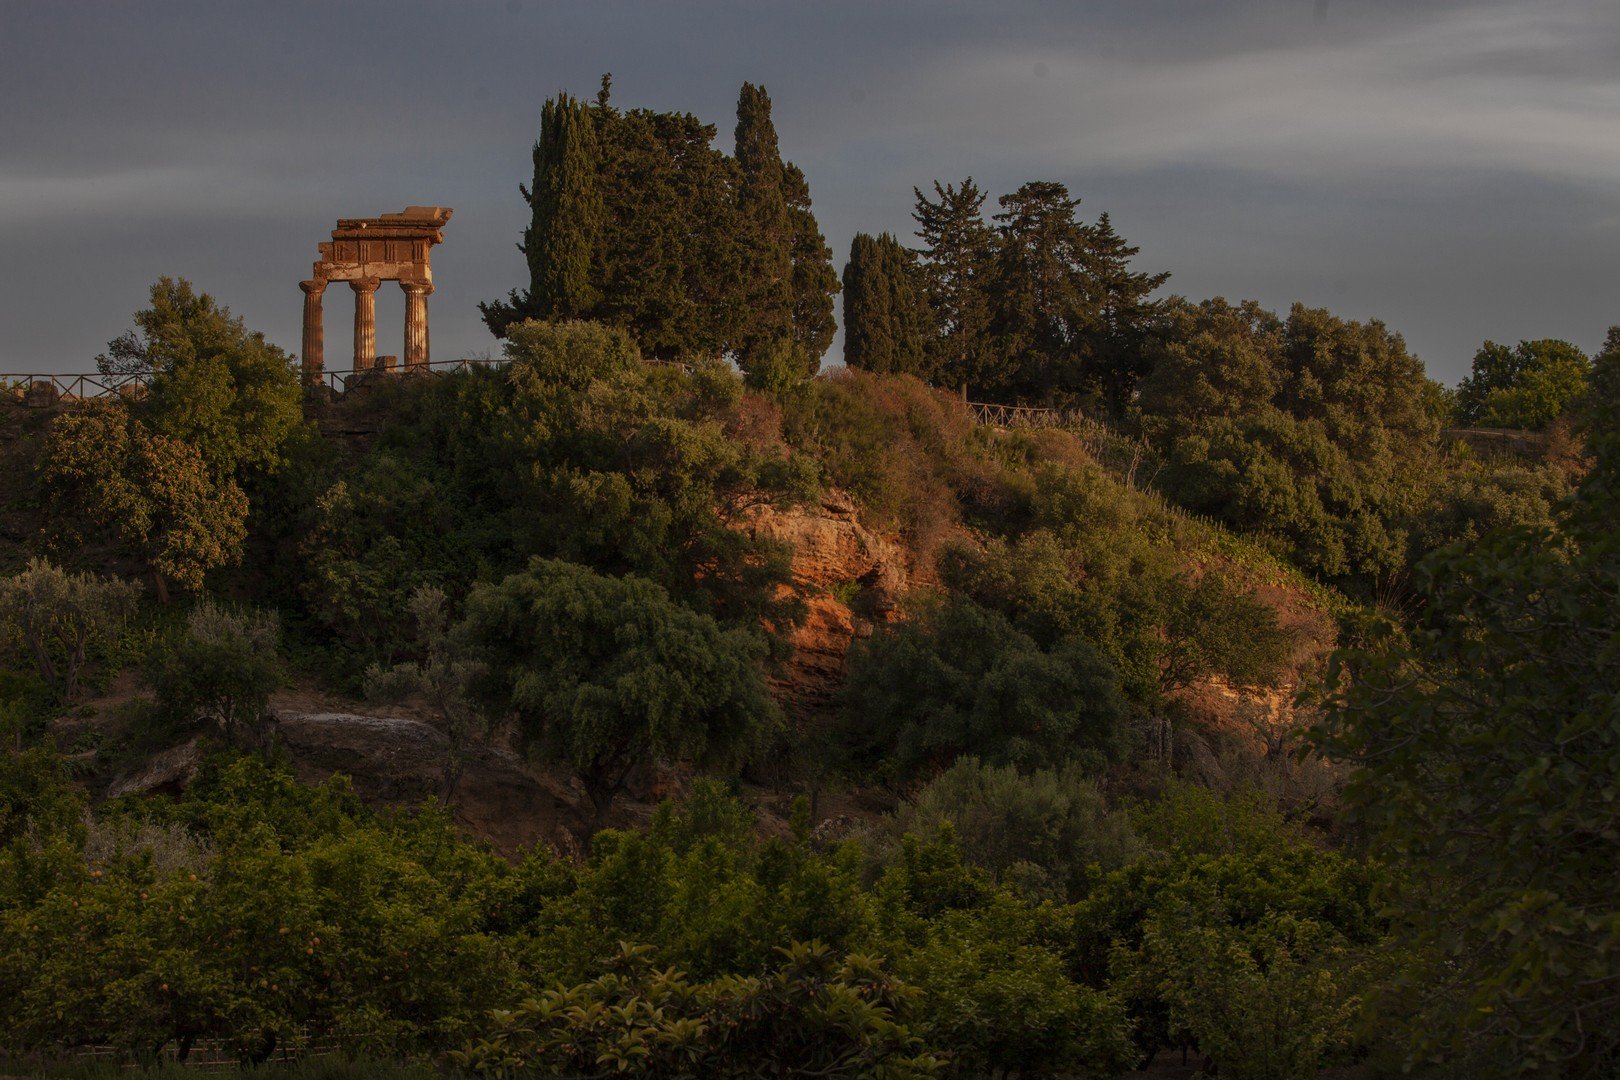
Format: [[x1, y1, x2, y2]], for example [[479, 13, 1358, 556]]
[[3, 0, 1618, 385]]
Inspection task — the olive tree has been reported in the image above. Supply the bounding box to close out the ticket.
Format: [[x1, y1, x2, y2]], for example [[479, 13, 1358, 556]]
[[0, 558, 140, 699], [365, 586, 489, 802], [460, 558, 778, 829]]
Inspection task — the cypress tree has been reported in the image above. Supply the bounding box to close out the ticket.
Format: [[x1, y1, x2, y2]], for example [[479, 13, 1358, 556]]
[[481, 92, 603, 335], [595, 106, 740, 359], [485, 79, 833, 369], [912, 179, 996, 394], [843, 232, 930, 376], [733, 83, 796, 366], [527, 93, 603, 320], [783, 162, 840, 366]]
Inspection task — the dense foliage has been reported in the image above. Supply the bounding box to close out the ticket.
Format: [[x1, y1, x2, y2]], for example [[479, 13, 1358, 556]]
[[843, 231, 931, 377], [1134, 297, 1445, 587], [1315, 348, 1620, 1074], [483, 78, 838, 374], [0, 559, 139, 701], [847, 179, 1168, 410], [0, 757, 1374, 1076], [460, 558, 778, 827], [274, 319, 806, 677], [843, 596, 1133, 779], [45, 279, 305, 599], [456, 941, 945, 1078], [1454, 337, 1592, 430], [4, 79, 1614, 1077]]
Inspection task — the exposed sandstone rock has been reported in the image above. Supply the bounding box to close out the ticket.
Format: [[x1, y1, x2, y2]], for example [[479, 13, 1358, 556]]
[[737, 490, 911, 713], [107, 738, 203, 798], [742, 489, 907, 598], [769, 595, 860, 712]]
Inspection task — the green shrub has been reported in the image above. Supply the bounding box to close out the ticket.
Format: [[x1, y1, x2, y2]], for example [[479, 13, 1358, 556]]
[[0, 757, 523, 1059], [1121, 903, 1366, 1080], [0, 559, 140, 701], [461, 559, 779, 830], [900, 898, 1136, 1078], [0, 744, 84, 848], [147, 601, 282, 748], [530, 782, 874, 981], [457, 941, 944, 1078], [881, 757, 1138, 901], [283, 318, 801, 670], [842, 595, 1134, 779], [778, 369, 1008, 551], [1071, 786, 1384, 1068]]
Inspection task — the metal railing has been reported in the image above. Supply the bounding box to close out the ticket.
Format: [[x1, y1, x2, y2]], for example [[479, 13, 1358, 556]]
[[304, 355, 504, 393], [3, 354, 703, 403], [0, 371, 150, 401]]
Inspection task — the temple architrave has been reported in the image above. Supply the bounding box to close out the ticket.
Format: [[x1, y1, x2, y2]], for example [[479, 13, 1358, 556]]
[[299, 206, 452, 385]]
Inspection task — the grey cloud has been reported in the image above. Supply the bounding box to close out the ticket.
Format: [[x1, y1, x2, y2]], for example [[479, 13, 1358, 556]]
[[1, 0, 1617, 385]]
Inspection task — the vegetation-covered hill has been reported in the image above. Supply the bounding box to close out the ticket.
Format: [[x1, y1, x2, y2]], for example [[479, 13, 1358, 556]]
[[2, 81, 1617, 1078]]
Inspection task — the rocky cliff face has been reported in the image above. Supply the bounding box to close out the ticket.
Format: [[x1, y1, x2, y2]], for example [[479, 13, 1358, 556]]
[[736, 489, 912, 713]]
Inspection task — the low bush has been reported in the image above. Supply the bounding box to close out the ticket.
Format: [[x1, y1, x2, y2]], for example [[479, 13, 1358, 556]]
[[146, 601, 282, 748], [456, 941, 945, 1078], [878, 757, 1138, 901], [841, 596, 1134, 780]]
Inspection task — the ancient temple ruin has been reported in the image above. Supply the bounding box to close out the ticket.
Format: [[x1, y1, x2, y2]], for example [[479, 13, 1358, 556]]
[[299, 206, 452, 384]]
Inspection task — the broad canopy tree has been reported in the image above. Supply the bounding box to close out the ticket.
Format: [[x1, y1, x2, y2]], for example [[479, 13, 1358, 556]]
[[1136, 297, 1444, 587], [460, 558, 779, 829], [43, 405, 250, 601], [107, 277, 304, 482], [48, 277, 304, 600], [1455, 337, 1592, 430]]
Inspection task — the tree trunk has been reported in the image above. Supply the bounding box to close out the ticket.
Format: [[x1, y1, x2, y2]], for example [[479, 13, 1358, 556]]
[[584, 778, 615, 835]]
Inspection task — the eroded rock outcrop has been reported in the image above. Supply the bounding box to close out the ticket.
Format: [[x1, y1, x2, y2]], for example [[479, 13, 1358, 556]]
[[737, 489, 911, 712], [273, 710, 581, 854]]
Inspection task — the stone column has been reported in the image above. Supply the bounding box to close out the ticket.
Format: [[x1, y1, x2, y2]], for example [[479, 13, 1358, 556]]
[[350, 278, 380, 371], [299, 279, 327, 385], [401, 282, 434, 371]]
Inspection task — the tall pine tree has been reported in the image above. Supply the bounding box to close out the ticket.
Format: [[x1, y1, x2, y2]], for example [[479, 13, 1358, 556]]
[[912, 179, 996, 395], [843, 232, 931, 376], [1083, 211, 1169, 412], [987, 181, 1094, 403]]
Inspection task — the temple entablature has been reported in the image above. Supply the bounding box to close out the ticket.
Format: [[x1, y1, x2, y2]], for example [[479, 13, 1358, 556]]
[[300, 206, 452, 384]]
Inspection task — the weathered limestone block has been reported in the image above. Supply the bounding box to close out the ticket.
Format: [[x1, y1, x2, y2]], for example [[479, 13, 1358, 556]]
[[23, 381, 60, 408]]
